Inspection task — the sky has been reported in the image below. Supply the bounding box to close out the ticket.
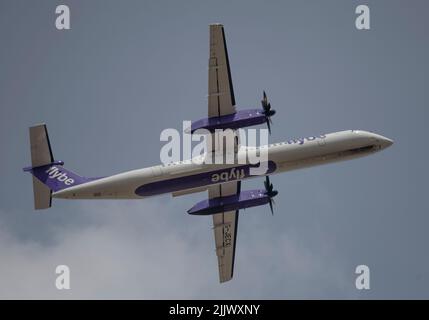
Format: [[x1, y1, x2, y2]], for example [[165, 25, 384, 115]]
[[0, 0, 428, 299]]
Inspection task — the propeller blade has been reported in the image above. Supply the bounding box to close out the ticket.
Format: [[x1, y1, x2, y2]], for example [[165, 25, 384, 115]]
[[261, 91, 269, 108], [261, 91, 274, 134], [265, 176, 273, 193], [263, 176, 277, 215], [269, 199, 274, 215]]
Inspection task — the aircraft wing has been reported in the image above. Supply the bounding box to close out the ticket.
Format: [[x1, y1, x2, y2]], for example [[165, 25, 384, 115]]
[[208, 24, 236, 117], [207, 24, 239, 154], [207, 24, 240, 283], [209, 181, 240, 283]]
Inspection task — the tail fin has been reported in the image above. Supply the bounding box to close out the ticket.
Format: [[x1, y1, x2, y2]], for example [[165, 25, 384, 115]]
[[23, 124, 94, 210]]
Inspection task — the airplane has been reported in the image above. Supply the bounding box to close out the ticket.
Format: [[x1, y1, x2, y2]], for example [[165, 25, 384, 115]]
[[23, 24, 393, 283]]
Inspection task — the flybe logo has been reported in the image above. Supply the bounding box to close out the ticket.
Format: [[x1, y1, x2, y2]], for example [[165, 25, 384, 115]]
[[286, 134, 326, 145], [211, 167, 245, 183], [46, 166, 74, 186]]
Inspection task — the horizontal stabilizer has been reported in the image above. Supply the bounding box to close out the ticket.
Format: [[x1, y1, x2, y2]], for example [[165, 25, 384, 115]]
[[29, 124, 54, 210], [32, 176, 51, 209], [30, 124, 54, 167]]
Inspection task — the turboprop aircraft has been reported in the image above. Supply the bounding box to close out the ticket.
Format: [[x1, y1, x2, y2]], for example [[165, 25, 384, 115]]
[[23, 24, 393, 283]]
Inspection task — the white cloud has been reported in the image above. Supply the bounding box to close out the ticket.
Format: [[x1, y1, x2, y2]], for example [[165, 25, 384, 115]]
[[0, 197, 354, 299]]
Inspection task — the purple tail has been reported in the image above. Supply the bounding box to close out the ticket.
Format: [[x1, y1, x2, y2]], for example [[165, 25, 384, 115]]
[[24, 124, 100, 210], [23, 161, 95, 192]]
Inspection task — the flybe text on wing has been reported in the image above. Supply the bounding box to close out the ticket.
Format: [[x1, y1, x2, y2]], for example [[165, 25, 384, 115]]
[[46, 166, 74, 185]]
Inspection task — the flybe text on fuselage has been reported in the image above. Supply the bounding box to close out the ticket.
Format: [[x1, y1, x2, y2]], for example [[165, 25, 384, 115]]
[[46, 166, 75, 185], [285, 134, 326, 145], [211, 167, 245, 183]]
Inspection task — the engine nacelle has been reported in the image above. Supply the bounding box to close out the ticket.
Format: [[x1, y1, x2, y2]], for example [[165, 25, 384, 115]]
[[186, 109, 267, 134], [187, 189, 271, 215]]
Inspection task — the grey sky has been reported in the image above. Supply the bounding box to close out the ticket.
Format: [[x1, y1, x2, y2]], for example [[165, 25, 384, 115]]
[[0, 0, 428, 299]]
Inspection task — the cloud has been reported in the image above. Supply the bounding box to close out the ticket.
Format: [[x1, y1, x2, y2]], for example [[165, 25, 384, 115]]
[[0, 196, 354, 299]]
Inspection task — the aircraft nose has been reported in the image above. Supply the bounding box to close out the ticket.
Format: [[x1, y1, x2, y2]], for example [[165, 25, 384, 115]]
[[368, 132, 393, 150], [379, 136, 394, 149], [384, 137, 393, 147]]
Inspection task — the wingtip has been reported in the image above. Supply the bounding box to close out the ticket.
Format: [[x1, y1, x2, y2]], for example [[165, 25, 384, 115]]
[[30, 123, 47, 129], [219, 276, 233, 284]]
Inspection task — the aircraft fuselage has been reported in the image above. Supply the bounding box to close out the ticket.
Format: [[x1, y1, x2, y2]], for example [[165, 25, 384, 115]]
[[52, 130, 392, 200]]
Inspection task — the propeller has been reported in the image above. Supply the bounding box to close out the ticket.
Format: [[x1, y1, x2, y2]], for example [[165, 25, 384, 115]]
[[263, 176, 278, 215], [261, 91, 276, 134]]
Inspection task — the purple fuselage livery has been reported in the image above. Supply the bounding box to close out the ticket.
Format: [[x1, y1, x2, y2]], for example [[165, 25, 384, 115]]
[[135, 161, 276, 197]]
